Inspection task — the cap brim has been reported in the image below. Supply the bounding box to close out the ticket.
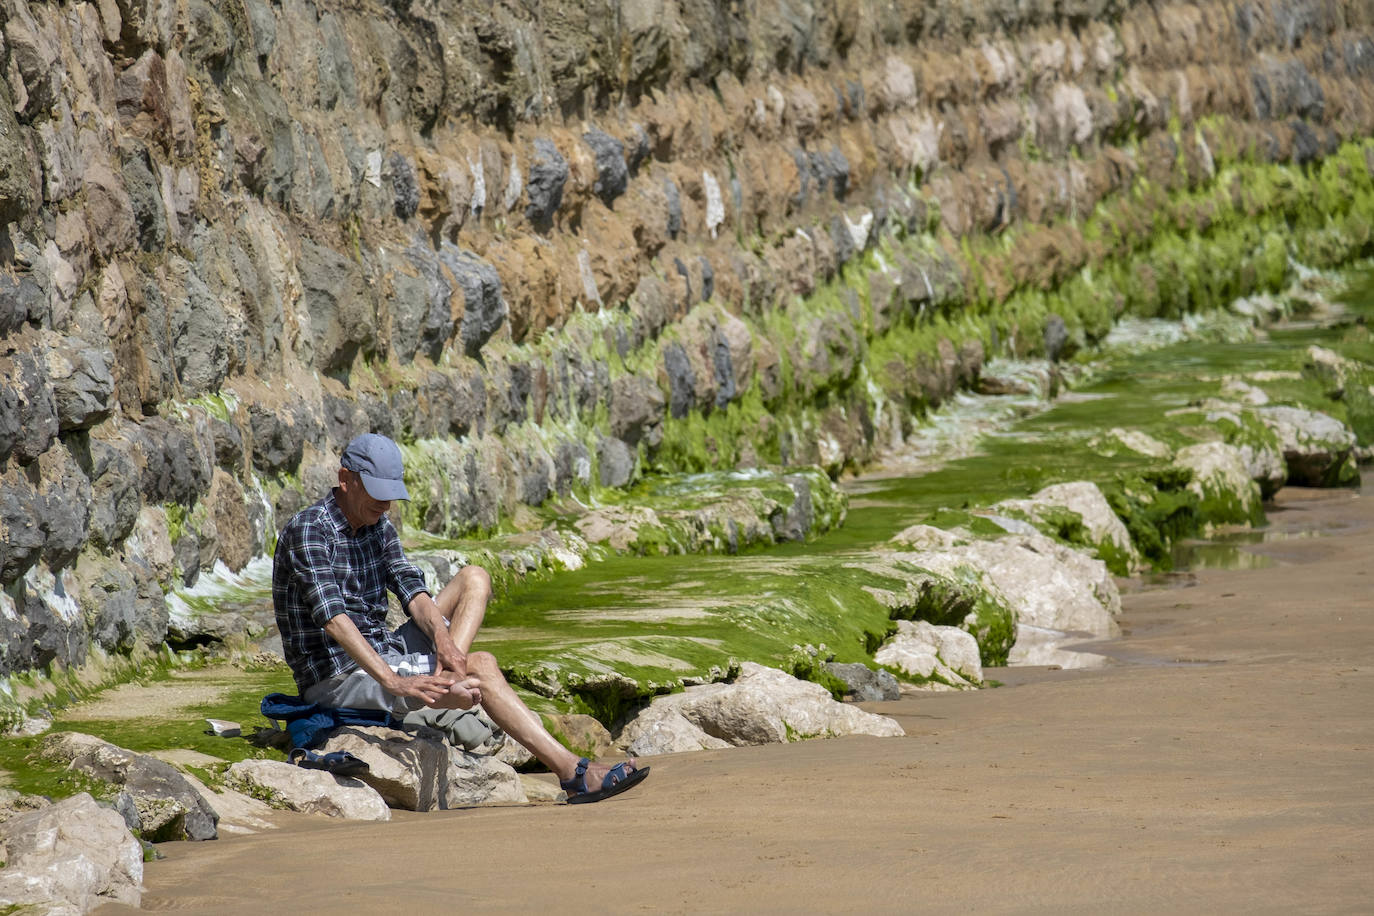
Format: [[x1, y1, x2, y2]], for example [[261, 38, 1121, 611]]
[[358, 472, 409, 501]]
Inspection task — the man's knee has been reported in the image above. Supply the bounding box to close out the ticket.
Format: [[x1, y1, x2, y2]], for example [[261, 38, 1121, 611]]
[[456, 564, 492, 598], [467, 650, 500, 677]]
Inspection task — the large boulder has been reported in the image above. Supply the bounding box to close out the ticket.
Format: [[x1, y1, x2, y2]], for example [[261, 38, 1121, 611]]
[[318, 725, 526, 810], [0, 793, 142, 914], [38, 732, 218, 841], [618, 663, 903, 757], [224, 760, 390, 821]]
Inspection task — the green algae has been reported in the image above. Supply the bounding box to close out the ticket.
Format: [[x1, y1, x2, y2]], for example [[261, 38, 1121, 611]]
[[0, 661, 296, 800]]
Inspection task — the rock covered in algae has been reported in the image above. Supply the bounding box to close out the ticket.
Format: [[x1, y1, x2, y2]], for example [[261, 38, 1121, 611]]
[[988, 479, 1143, 574], [1173, 441, 1263, 526], [875, 619, 984, 688], [38, 731, 219, 841], [1255, 405, 1358, 487], [618, 663, 903, 757]]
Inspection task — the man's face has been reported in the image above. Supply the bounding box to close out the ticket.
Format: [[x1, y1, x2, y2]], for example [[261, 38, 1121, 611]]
[[337, 468, 393, 529]]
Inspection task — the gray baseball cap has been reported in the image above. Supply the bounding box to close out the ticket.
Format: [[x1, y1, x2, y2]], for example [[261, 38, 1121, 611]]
[[340, 433, 410, 501]]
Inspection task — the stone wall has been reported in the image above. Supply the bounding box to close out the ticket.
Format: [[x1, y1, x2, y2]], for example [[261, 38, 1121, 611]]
[[2, 0, 1373, 677]]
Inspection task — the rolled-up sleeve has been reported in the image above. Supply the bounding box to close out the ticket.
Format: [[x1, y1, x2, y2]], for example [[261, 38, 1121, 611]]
[[380, 519, 429, 610], [288, 516, 349, 628]]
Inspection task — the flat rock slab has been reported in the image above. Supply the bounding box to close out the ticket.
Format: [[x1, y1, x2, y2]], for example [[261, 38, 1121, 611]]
[[225, 760, 391, 822]]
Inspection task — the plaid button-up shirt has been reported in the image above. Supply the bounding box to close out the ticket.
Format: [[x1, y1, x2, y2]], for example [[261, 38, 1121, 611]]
[[272, 490, 430, 693]]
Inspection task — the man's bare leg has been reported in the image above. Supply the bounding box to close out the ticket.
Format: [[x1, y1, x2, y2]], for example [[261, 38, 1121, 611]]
[[431, 566, 638, 788]]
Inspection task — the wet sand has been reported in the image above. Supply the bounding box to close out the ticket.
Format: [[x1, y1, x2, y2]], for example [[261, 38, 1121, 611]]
[[105, 478, 1374, 914]]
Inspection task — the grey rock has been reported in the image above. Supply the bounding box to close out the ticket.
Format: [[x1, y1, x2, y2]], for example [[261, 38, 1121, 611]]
[[0, 80, 39, 229], [1044, 313, 1070, 363], [184, 0, 235, 72], [524, 138, 567, 232], [711, 327, 736, 408], [16, 565, 89, 670], [583, 129, 628, 207], [824, 662, 900, 701], [553, 439, 591, 494], [828, 215, 855, 268], [389, 152, 419, 219], [72, 551, 141, 652], [1256, 405, 1357, 486], [242, 0, 278, 59], [38, 732, 219, 841], [0, 340, 58, 464], [395, 240, 456, 363], [663, 178, 682, 239], [597, 435, 636, 488], [119, 144, 167, 251], [663, 341, 696, 419], [130, 416, 212, 505], [84, 432, 142, 550], [299, 239, 376, 374], [163, 256, 234, 397], [173, 525, 201, 587], [770, 475, 814, 542], [609, 373, 665, 447], [209, 415, 244, 474], [443, 750, 526, 807], [47, 339, 114, 431], [876, 620, 984, 687], [0, 272, 43, 336], [36, 441, 91, 570], [322, 393, 371, 453], [438, 244, 507, 358], [0, 792, 143, 912], [249, 395, 322, 476], [0, 464, 44, 585]]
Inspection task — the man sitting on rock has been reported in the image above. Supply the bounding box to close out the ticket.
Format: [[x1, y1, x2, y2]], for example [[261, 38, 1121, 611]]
[[271, 432, 649, 804]]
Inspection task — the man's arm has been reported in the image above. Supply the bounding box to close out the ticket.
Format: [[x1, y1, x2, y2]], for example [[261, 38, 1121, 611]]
[[323, 611, 474, 707]]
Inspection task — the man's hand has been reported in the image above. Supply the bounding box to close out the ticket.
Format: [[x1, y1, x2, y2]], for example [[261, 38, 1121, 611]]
[[384, 672, 483, 709]]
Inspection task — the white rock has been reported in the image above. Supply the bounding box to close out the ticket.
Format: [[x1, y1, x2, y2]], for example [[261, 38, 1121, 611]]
[[445, 750, 526, 807], [702, 170, 725, 238], [181, 771, 277, 835], [901, 532, 1120, 637], [618, 663, 902, 757], [620, 704, 733, 757], [875, 619, 983, 685], [321, 727, 451, 811], [225, 760, 390, 821], [0, 792, 143, 914]]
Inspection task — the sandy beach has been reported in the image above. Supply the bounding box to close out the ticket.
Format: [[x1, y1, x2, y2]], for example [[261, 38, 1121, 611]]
[[104, 476, 1374, 914]]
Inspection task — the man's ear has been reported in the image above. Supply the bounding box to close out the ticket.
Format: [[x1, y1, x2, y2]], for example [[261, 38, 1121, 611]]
[[337, 467, 351, 489]]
